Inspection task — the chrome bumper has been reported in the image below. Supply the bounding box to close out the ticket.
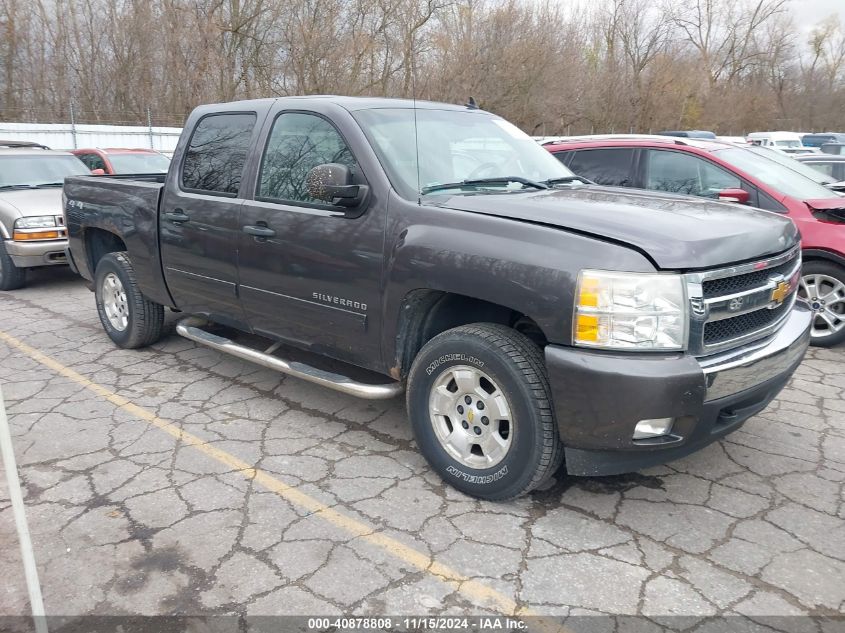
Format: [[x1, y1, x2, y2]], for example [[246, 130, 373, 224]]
[[698, 302, 812, 401], [3, 238, 68, 268]]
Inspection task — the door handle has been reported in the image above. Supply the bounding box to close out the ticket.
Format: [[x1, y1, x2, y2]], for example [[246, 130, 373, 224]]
[[242, 224, 276, 238], [165, 209, 190, 223]]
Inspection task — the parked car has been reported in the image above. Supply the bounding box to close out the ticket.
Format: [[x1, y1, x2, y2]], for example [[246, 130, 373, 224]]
[[716, 136, 749, 145], [746, 131, 813, 155], [64, 97, 810, 499], [0, 143, 91, 290], [658, 130, 716, 139], [71, 148, 170, 175], [802, 133, 845, 148], [795, 154, 845, 183], [821, 143, 845, 156], [545, 136, 845, 345]]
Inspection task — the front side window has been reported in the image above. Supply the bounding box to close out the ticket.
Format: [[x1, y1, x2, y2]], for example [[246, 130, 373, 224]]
[[258, 113, 356, 204], [566, 149, 634, 186], [645, 150, 740, 198], [181, 113, 255, 195]]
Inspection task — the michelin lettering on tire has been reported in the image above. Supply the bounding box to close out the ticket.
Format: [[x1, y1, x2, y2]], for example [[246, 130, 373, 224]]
[[446, 464, 509, 484], [426, 353, 484, 376]]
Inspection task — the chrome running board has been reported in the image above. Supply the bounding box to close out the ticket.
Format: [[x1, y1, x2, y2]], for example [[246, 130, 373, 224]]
[[176, 317, 404, 400]]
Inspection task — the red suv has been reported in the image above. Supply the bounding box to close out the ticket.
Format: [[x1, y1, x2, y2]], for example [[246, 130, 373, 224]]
[[71, 148, 170, 175], [545, 137, 845, 346]]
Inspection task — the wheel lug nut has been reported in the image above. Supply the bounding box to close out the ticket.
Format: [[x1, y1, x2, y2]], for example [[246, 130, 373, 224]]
[[457, 405, 464, 414], [476, 401, 484, 410], [473, 426, 482, 435], [464, 395, 472, 405], [482, 416, 489, 425], [461, 420, 469, 429]]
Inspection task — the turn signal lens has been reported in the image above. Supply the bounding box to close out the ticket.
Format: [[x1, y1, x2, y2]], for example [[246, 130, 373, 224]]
[[13, 230, 61, 241]]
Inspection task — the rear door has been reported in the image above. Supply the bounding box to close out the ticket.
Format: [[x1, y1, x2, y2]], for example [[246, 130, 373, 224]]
[[563, 148, 637, 187], [159, 108, 263, 326]]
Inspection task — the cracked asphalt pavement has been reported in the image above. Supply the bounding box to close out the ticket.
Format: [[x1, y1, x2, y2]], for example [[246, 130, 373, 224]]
[[1, 268, 844, 628]]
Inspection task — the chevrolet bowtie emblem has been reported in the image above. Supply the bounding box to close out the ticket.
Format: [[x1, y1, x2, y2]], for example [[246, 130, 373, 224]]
[[771, 281, 791, 304], [467, 409, 474, 423]]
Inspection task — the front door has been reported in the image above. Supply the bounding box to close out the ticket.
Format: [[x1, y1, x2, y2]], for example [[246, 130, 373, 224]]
[[237, 109, 385, 366], [160, 111, 259, 326]]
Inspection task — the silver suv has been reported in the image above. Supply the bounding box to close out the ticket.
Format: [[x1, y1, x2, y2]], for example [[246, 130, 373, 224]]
[[0, 143, 90, 290]]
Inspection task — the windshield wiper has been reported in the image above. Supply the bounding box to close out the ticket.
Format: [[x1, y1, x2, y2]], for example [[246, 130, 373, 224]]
[[0, 184, 38, 190], [421, 176, 549, 195], [544, 175, 593, 186], [34, 182, 64, 188]]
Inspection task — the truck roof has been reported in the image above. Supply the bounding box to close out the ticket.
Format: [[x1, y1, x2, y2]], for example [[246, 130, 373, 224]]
[[205, 95, 483, 113]]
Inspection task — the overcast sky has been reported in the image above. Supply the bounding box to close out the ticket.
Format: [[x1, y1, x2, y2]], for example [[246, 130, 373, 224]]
[[791, 0, 844, 32]]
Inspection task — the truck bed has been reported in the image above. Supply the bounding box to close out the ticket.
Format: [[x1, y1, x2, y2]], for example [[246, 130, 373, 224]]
[[64, 174, 172, 306]]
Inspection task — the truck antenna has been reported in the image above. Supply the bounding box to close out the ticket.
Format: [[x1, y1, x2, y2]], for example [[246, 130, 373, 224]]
[[412, 59, 422, 205]]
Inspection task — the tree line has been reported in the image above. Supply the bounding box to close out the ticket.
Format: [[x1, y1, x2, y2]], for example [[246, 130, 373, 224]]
[[1, 0, 844, 135]]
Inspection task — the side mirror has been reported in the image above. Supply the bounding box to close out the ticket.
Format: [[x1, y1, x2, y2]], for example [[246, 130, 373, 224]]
[[306, 163, 367, 208], [91, 168, 106, 176], [718, 188, 750, 204]]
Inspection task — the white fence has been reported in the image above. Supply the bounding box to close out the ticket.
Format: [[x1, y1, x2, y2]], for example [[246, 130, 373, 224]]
[[0, 122, 183, 155]]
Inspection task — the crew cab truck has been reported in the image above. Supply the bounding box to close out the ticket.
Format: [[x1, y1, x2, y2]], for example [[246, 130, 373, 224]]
[[64, 97, 812, 500]]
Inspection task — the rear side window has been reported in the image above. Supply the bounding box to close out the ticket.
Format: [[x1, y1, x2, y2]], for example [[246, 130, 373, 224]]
[[566, 149, 635, 186], [78, 153, 106, 171], [181, 113, 256, 195], [257, 112, 356, 204]]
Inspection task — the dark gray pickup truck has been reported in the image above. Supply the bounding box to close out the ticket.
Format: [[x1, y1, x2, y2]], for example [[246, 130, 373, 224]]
[[64, 96, 811, 500]]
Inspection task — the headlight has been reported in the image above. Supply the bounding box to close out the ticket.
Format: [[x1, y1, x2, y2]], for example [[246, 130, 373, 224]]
[[573, 270, 687, 350], [14, 216, 56, 229]]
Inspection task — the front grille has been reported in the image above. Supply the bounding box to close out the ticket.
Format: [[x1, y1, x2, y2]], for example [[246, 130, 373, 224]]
[[688, 247, 801, 355], [703, 258, 797, 298], [703, 300, 792, 346]]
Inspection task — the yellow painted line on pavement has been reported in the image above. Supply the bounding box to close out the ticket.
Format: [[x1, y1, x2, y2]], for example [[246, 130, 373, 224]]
[[0, 329, 565, 632]]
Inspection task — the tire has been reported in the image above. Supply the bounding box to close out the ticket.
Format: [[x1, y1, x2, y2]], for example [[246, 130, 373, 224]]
[[94, 252, 164, 349], [0, 240, 26, 291], [406, 323, 563, 500], [799, 260, 845, 348]]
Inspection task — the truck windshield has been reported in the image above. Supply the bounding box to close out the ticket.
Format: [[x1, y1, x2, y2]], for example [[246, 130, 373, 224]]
[[108, 152, 170, 174], [0, 155, 90, 188], [353, 108, 576, 200], [713, 147, 842, 200]]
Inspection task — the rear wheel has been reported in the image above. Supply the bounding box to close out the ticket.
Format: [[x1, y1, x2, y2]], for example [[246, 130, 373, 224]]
[[406, 323, 563, 500], [0, 240, 26, 291], [95, 252, 164, 348], [799, 260, 845, 347]]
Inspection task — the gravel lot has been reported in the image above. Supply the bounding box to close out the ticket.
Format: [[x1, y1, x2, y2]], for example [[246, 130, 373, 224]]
[[1, 267, 844, 628]]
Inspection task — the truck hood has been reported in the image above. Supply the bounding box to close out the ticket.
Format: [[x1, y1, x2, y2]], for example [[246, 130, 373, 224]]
[[0, 188, 63, 219], [434, 185, 799, 270]]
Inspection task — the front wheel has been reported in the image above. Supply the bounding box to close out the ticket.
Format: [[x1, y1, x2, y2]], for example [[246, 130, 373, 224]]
[[406, 323, 563, 500], [0, 240, 26, 291], [799, 260, 845, 347], [94, 252, 164, 348]]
